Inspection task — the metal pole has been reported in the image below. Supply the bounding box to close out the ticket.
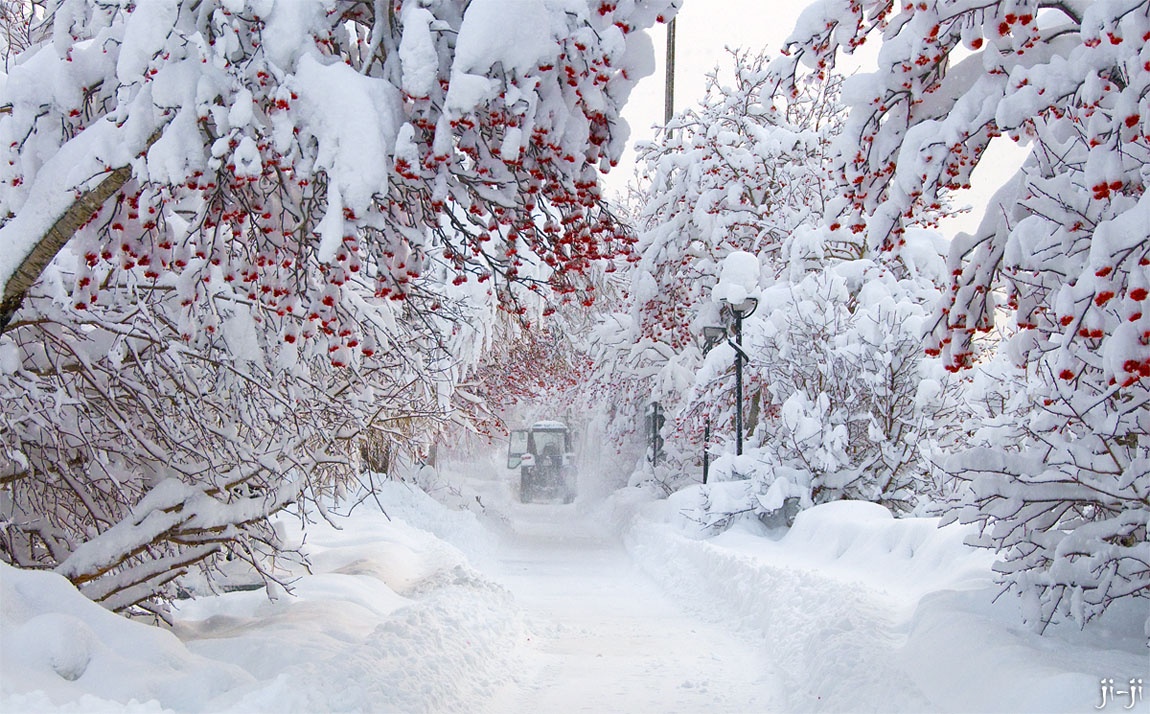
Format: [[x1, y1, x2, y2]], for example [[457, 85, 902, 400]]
[[735, 312, 744, 456], [664, 17, 676, 124], [652, 402, 660, 467], [703, 418, 711, 484]]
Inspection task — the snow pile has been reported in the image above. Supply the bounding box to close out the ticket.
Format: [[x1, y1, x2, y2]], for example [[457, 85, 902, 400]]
[[0, 484, 526, 713], [0, 564, 251, 713], [365, 480, 499, 564], [626, 498, 1148, 713], [646, 492, 992, 601]]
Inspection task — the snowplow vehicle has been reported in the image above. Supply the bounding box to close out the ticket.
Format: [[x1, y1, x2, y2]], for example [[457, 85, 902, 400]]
[[507, 421, 576, 503]]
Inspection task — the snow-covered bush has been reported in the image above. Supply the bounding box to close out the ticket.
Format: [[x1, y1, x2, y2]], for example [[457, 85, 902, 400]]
[[942, 351, 1149, 631], [771, 0, 1150, 627], [692, 254, 958, 516], [0, 245, 448, 619], [754, 266, 945, 511]]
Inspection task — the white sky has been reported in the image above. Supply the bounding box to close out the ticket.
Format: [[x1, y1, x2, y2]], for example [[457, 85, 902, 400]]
[[609, 0, 799, 196], [611, 1, 1028, 238]]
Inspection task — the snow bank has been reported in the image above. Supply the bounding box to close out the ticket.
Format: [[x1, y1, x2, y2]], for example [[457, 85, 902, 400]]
[[176, 492, 524, 713], [626, 499, 1148, 713], [0, 564, 251, 712], [369, 479, 499, 564], [1, 484, 526, 713]]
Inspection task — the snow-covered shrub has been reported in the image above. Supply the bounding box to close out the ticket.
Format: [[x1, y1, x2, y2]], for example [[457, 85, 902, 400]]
[[647, 478, 798, 537], [668, 458, 810, 533], [693, 256, 958, 515], [942, 351, 1149, 631], [0, 280, 444, 619]]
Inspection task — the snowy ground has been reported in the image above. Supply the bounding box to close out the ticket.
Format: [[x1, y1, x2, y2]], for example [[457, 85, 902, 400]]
[[1, 459, 1146, 713], [483, 505, 783, 713]]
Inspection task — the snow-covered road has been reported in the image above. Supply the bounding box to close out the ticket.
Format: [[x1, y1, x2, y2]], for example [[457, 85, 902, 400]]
[[485, 527, 783, 713]]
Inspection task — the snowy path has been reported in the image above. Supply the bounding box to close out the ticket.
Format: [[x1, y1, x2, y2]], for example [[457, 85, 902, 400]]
[[483, 505, 784, 714], [4, 479, 1144, 713]]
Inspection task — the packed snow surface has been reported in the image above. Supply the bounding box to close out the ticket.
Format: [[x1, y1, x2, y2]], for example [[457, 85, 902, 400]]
[[1, 465, 1145, 713]]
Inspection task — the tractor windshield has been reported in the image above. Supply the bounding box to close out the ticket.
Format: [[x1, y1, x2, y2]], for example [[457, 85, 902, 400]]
[[531, 430, 566, 457]]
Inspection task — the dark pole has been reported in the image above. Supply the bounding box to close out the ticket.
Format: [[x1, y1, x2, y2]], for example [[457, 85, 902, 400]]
[[652, 402, 660, 467], [735, 311, 744, 456], [664, 17, 676, 124], [703, 418, 711, 483]]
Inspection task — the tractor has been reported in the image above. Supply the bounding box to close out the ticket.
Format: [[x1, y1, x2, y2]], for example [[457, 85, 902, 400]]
[[507, 420, 577, 503]]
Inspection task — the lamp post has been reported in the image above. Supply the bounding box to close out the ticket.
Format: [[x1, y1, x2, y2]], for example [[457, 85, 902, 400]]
[[711, 250, 761, 462], [700, 293, 757, 465], [664, 17, 676, 125], [721, 296, 758, 456]]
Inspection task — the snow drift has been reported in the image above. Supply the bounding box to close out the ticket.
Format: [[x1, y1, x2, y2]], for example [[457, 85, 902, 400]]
[[626, 495, 1148, 713], [1, 483, 523, 713]]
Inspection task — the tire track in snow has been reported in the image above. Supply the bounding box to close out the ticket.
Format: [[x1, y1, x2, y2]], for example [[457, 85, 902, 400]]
[[482, 514, 785, 714], [626, 521, 936, 712]]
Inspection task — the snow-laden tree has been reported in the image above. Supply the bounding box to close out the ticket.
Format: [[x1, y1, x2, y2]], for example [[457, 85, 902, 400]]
[[771, 0, 1149, 628], [451, 306, 594, 443], [0, 0, 676, 616], [599, 49, 955, 507], [0, 0, 36, 67], [591, 52, 843, 488]]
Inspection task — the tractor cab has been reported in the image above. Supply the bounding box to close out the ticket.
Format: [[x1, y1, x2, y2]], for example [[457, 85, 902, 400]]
[[508, 421, 576, 503]]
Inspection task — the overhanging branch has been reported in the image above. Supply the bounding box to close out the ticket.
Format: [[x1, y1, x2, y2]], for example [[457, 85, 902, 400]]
[[0, 128, 163, 336]]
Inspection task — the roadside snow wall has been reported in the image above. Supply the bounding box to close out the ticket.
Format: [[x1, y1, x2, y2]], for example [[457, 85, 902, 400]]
[[625, 494, 1147, 713]]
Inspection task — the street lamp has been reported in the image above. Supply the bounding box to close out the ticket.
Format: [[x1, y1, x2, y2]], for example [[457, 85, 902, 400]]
[[698, 292, 758, 477], [709, 250, 761, 467], [720, 296, 758, 457]]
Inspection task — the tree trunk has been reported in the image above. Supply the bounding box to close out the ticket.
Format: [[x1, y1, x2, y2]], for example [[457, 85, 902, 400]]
[[0, 164, 133, 335], [0, 126, 163, 335]]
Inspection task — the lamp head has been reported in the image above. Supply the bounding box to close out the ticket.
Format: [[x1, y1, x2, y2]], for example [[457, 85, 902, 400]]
[[702, 325, 726, 354], [721, 295, 759, 319]]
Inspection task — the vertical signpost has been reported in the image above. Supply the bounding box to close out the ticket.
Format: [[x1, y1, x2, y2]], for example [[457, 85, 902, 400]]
[[646, 401, 664, 467], [702, 418, 711, 484]]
